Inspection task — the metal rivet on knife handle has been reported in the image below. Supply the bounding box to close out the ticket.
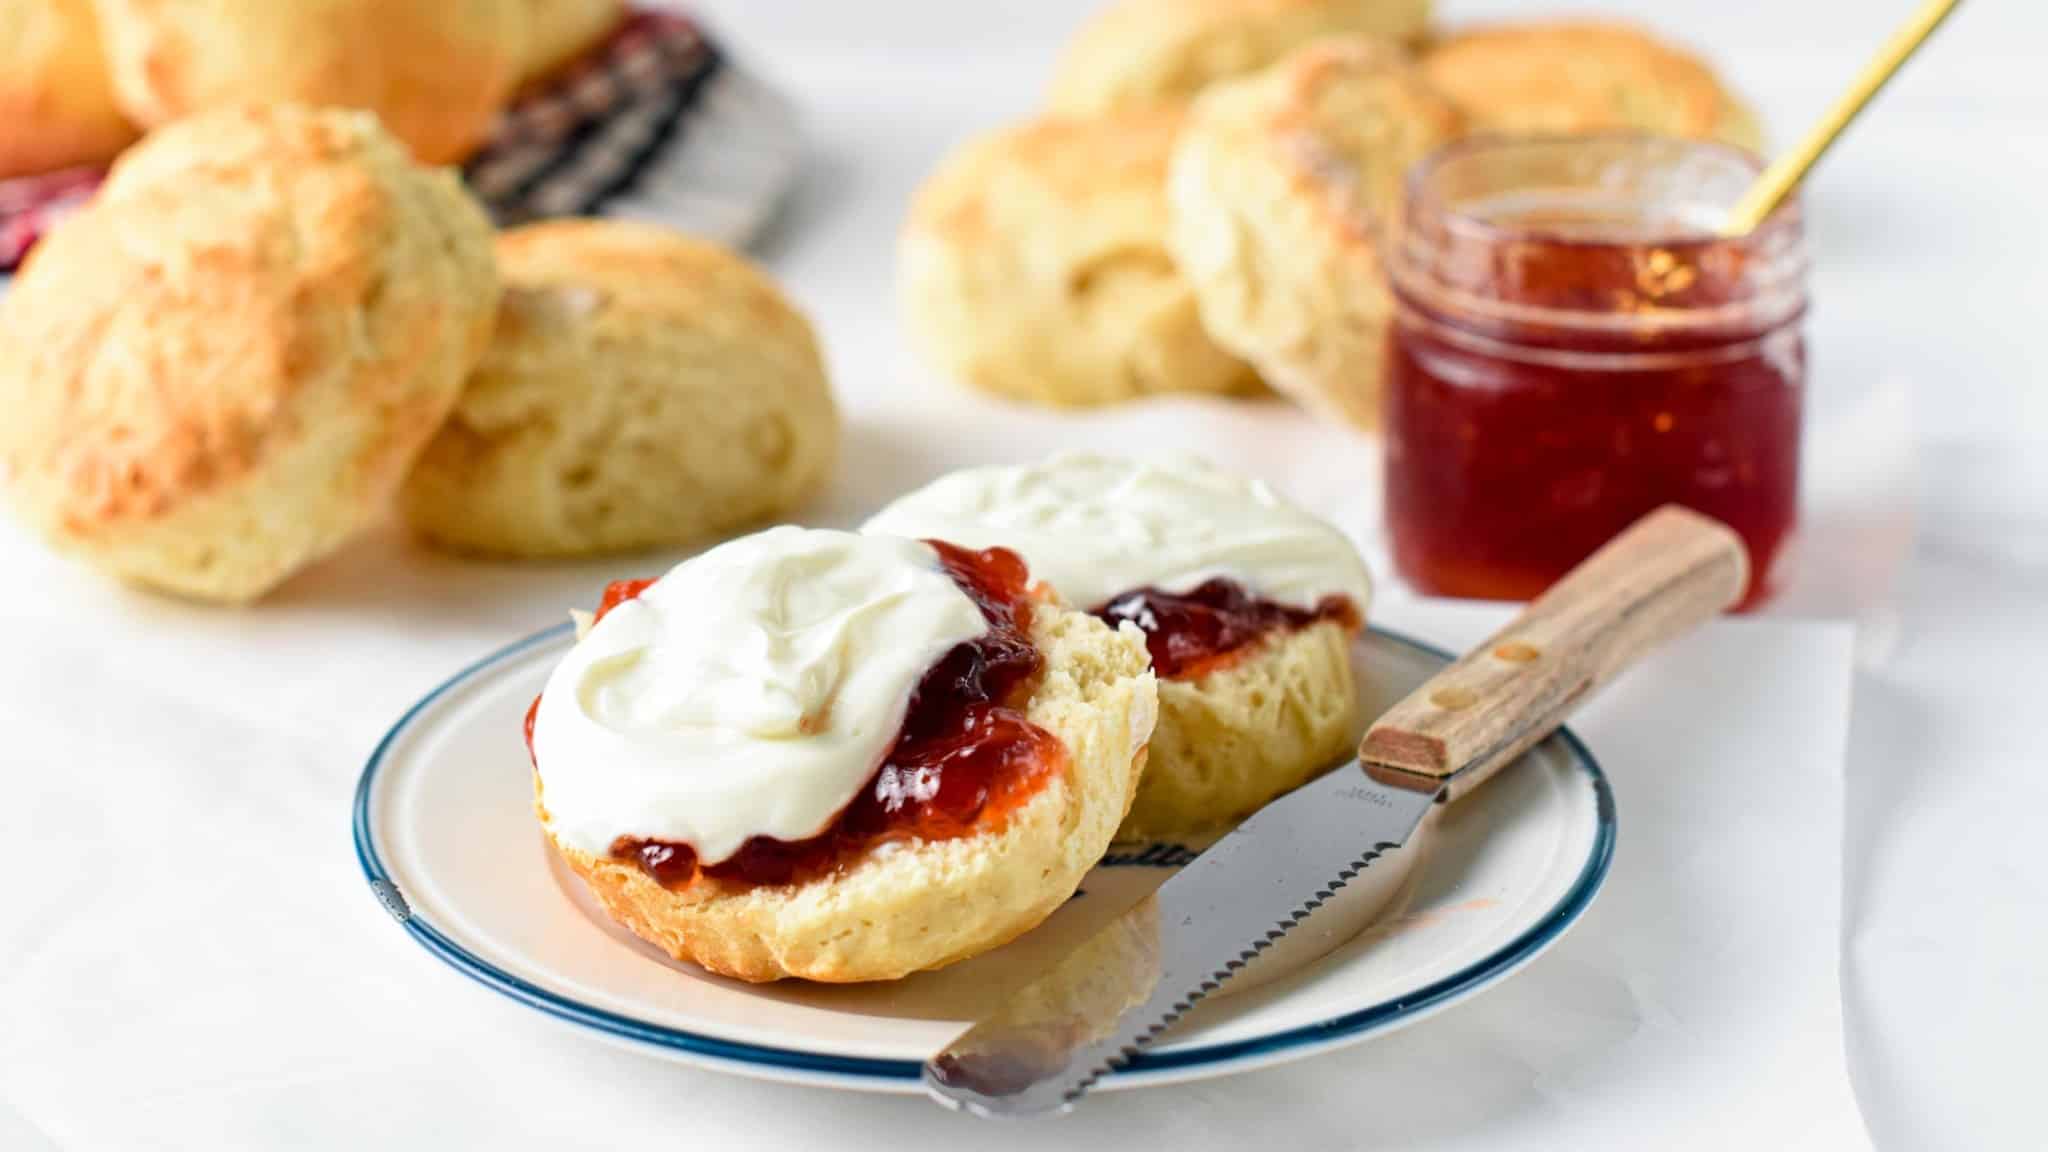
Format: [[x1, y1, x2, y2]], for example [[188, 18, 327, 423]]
[[1360, 505, 1749, 803], [1493, 642, 1542, 663], [1428, 686, 1478, 711]]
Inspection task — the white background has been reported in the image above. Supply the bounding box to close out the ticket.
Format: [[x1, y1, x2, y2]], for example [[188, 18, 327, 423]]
[[1, 0, 2042, 1148], [692, 2, 2048, 1142]]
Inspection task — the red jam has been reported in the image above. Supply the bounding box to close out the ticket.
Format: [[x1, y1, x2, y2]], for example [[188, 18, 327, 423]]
[[1383, 136, 1806, 610], [594, 578, 656, 620], [527, 543, 1062, 890], [1094, 579, 1360, 679], [521, 576, 655, 774]]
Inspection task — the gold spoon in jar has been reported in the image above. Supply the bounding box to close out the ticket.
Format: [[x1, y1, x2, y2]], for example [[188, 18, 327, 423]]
[[1722, 0, 1963, 234]]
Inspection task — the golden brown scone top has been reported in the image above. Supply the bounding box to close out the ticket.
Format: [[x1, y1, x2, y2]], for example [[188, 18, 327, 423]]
[[513, 0, 624, 85], [901, 108, 1262, 407], [1047, 0, 1433, 114], [0, 105, 498, 598], [398, 218, 838, 559], [1232, 37, 1462, 236], [493, 218, 816, 345], [1422, 20, 1762, 151], [1165, 38, 1460, 430], [90, 0, 521, 163], [0, 0, 137, 177], [16, 109, 431, 524], [909, 108, 1185, 240]]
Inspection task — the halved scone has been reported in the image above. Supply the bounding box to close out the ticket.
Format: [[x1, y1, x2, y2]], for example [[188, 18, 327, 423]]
[[865, 454, 1372, 842], [529, 528, 1157, 983], [1124, 618, 1355, 841]]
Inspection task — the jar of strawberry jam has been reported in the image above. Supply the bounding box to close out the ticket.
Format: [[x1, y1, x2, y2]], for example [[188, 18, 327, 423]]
[[1384, 135, 1807, 609]]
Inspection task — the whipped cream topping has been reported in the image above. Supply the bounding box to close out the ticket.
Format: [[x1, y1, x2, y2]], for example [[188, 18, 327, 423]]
[[531, 527, 990, 863], [862, 454, 1373, 614]]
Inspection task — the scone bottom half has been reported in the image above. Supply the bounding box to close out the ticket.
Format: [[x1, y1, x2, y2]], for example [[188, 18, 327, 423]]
[[1093, 580, 1366, 841], [857, 455, 1377, 841], [529, 539, 1158, 983]]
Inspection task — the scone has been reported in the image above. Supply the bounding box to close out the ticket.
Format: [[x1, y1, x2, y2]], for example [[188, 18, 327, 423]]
[[1046, 0, 1433, 114], [901, 110, 1261, 407], [865, 454, 1371, 840], [90, 0, 522, 163], [514, 0, 622, 85], [1421, 21, 1763, 151], [0, 106, 500, 603], [0, 0, 136, 177], [1168, 39, 1462, 432], [399, 219, 838, 558], [528, 527, 1158, 983], [1134, 611, 1357, 841]]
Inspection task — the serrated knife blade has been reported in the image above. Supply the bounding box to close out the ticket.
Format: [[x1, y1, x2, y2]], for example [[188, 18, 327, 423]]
[[922, 505, 1752, 1116], [924, 764, 1437, 1116]]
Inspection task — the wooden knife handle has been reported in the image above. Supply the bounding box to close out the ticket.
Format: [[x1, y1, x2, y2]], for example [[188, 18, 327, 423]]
[[1360, 506, 1749, 802]]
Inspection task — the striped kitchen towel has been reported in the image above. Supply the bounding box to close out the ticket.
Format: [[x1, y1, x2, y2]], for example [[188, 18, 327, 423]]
[[0, 8, 800, 274], [0, 166, 101, 273]]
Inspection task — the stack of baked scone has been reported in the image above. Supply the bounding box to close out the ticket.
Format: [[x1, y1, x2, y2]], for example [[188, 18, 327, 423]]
[[901, 0, 1762, 430], [0, 103, 840, 601], [0, 0, 629, 178], [529, 452, 1376, 982]]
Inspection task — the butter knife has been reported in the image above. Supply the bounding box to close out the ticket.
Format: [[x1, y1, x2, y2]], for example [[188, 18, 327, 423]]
[[924, 505, 1749, 1115]]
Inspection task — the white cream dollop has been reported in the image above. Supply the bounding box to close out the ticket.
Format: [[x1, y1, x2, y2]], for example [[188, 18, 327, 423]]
[[862, 454, 1372, 614], [530, 527, 990, 863]]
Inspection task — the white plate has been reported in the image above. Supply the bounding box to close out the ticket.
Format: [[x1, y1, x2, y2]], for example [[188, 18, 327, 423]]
[[353, 624, 1613, 1093]]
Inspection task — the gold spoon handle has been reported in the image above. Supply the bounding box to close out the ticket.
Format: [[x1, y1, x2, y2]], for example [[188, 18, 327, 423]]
[[1724, 0, 1964, 234]]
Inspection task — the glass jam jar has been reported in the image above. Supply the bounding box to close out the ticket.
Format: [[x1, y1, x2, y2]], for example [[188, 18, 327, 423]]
[[1383, 135, 1807, 609]]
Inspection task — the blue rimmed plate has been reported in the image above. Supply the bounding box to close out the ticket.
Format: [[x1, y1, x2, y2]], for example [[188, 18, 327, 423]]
[[353, 623, 1613, 1093]]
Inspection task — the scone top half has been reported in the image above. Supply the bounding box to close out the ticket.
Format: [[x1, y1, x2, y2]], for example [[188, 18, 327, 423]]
[[530, 526, 1157, 983], [865, 455, 1373, 840]]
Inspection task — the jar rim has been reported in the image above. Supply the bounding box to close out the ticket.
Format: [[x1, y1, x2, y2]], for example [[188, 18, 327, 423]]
[[1389, 133, 1809, 341], [1401, 132, 1804, 247]]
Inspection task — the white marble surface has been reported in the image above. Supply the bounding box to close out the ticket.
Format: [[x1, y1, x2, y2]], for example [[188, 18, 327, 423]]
[[0, 1, 2041, 1148]]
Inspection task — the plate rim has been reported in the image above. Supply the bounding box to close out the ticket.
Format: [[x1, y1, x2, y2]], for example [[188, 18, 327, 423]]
[[352, 620, 1616, 1086]]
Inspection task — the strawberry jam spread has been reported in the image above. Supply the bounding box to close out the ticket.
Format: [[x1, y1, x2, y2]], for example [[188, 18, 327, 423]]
[[594, 577, 656, 619], [1383, 137, 1805, 609], [1094, 580, 1360, 680], [526, 542, 1061, 890]]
